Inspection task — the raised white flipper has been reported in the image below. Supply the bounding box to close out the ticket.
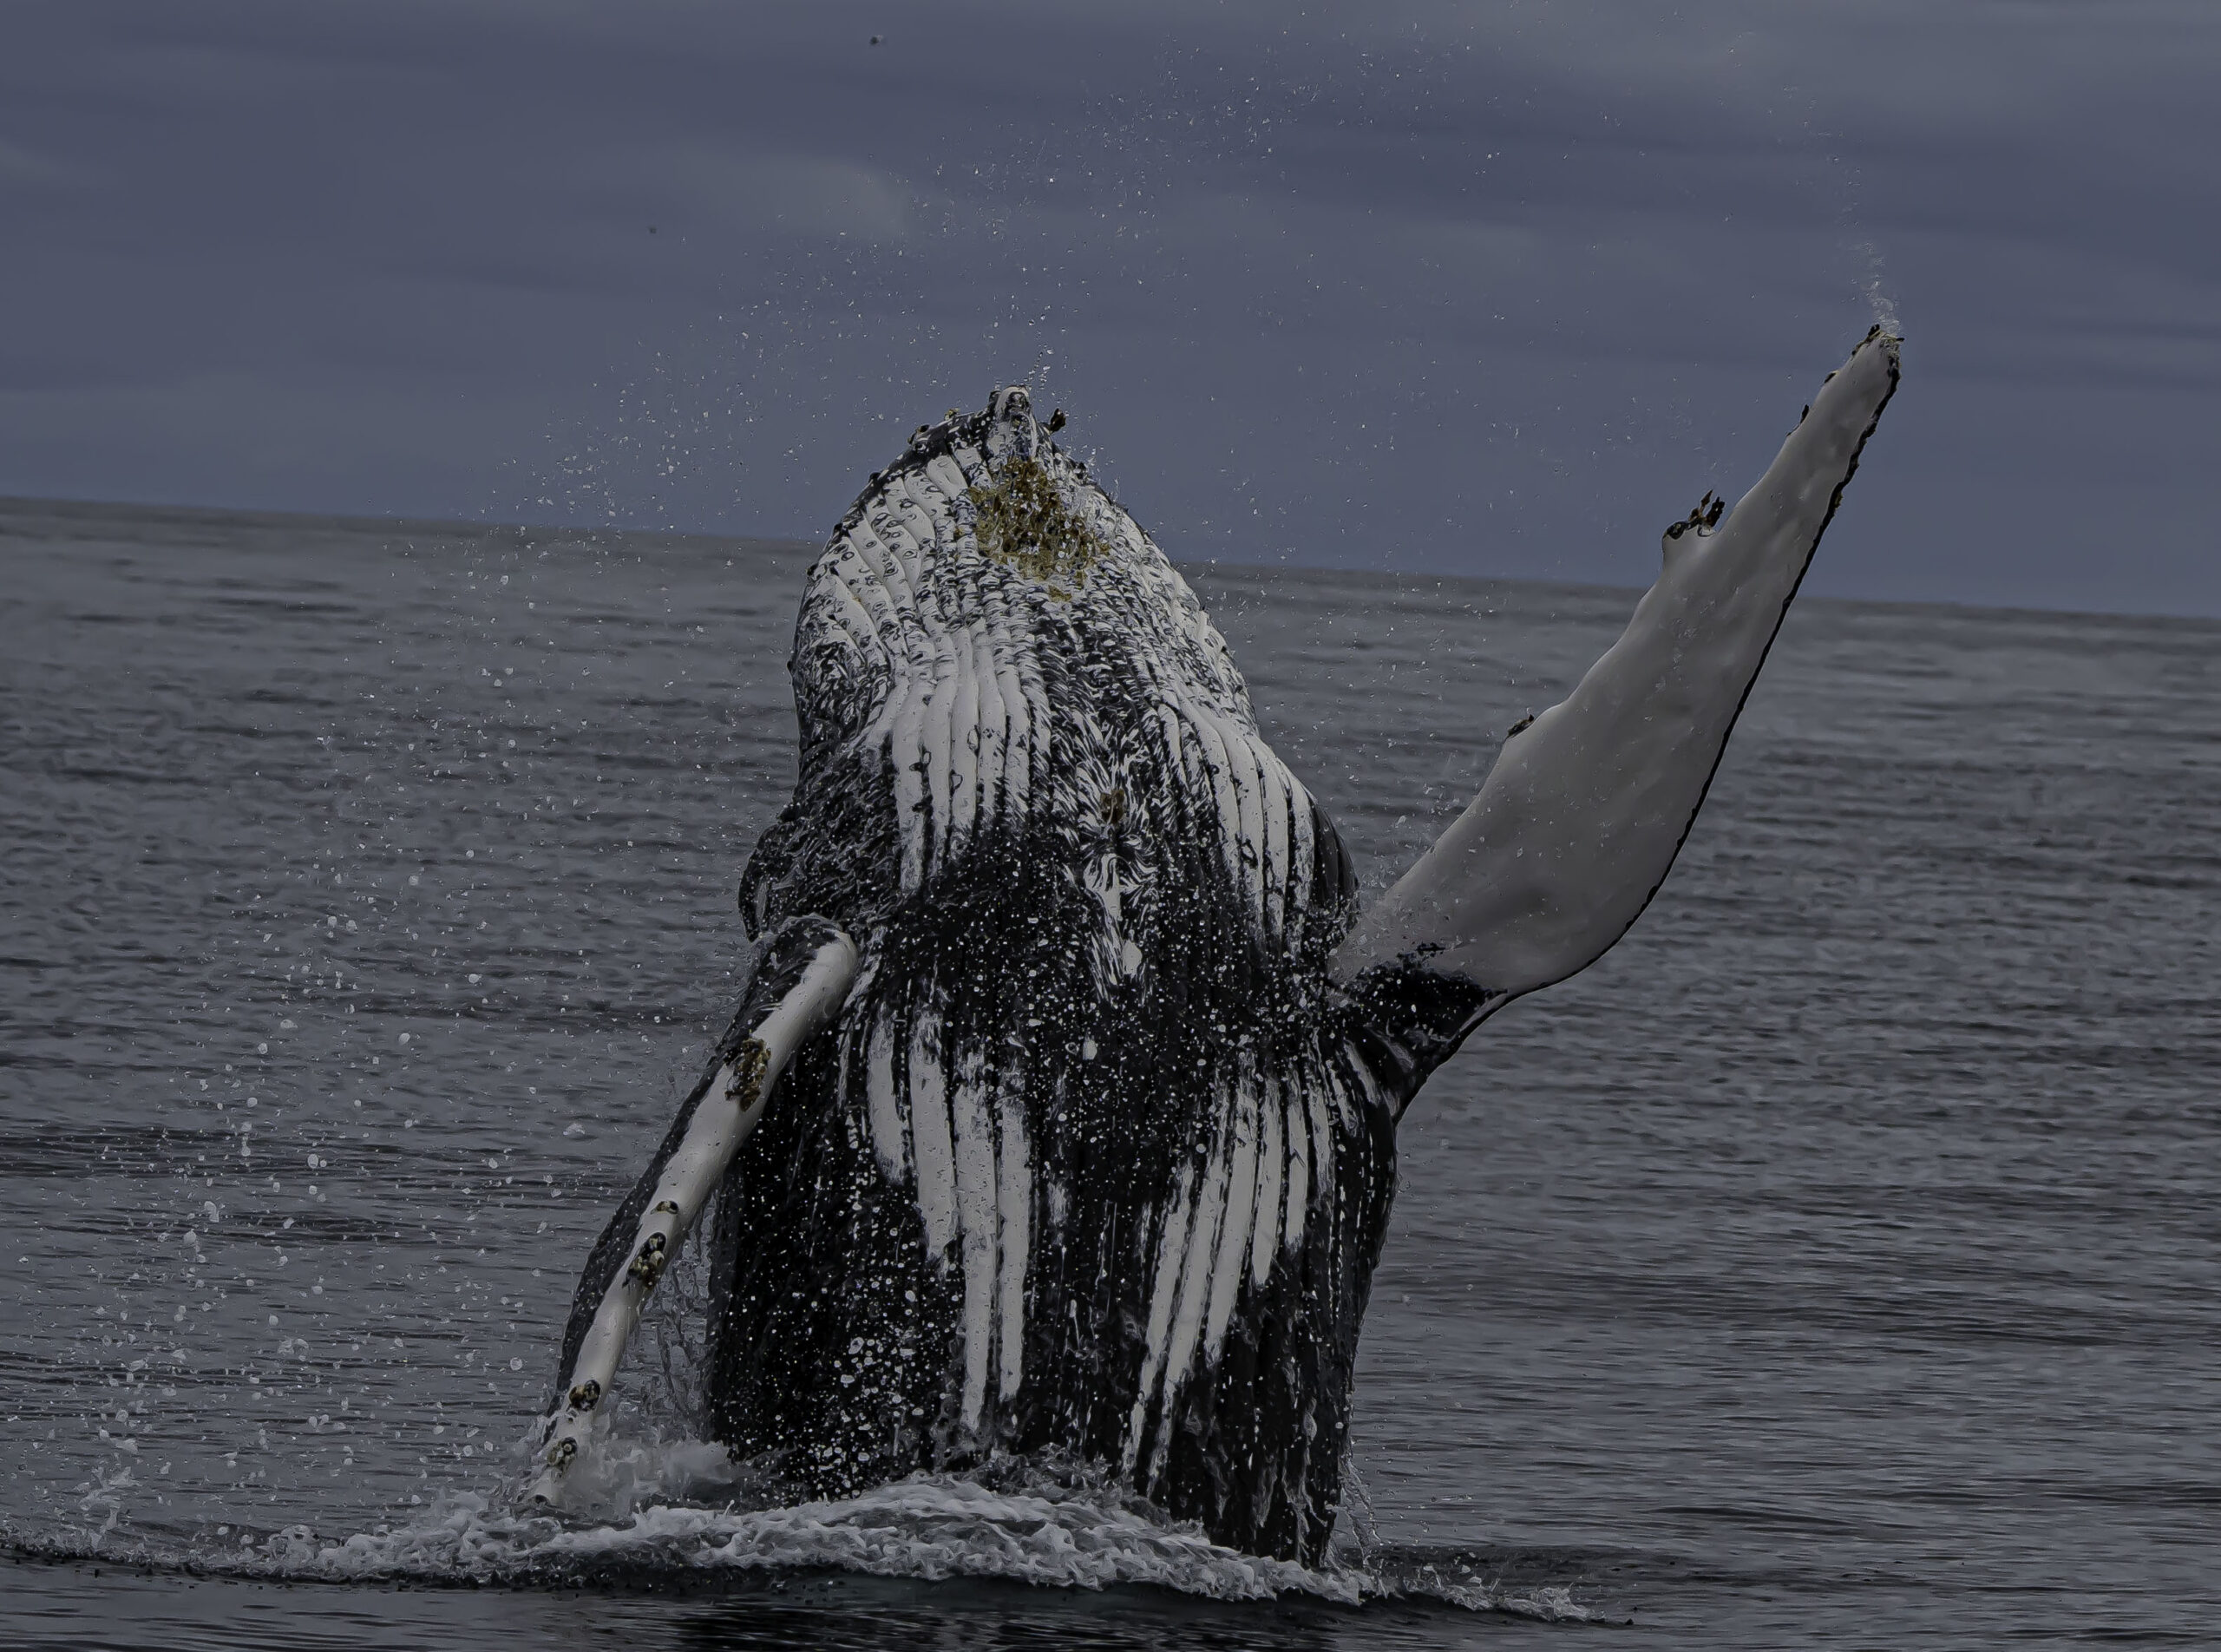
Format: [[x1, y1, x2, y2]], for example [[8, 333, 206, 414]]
[[1333, 329, 1899, 1012], [528, 919, 857, 1504]]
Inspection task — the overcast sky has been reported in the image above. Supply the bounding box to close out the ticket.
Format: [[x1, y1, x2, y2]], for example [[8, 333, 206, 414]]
[[4, 1, 2217, 613]]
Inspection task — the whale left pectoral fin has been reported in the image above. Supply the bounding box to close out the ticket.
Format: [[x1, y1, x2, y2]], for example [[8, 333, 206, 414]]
[[1332, 329, 1900, 1068], [527, 916, 858, 1504]]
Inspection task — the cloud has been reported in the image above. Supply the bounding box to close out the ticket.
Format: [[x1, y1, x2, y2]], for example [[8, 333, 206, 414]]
[[587, 146, 913, 243], [0, 0, 2216, 613], [0, 135, 93, 190]]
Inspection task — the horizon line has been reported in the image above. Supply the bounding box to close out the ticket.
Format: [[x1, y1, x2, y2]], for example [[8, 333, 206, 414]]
[[3, 490, 2211, 632]]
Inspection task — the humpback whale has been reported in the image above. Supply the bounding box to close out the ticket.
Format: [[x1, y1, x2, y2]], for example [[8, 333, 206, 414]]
[[537, 329, 1901, 1563]]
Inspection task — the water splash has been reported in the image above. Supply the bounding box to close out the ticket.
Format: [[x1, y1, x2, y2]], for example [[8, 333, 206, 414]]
[[304, 1477, 1352, 1600], [308, 1472, 1590, 1619], [9, 1461, 1594, 1621], [1851, 237, 1902, 336], [70, 1465, 135, 1549]]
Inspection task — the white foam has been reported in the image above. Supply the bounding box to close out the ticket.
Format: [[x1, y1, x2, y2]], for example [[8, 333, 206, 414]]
[[150, 1465, 1594, 1622], [4, 1423, 1589, 1622], [265, 1474, 1324, 1599]]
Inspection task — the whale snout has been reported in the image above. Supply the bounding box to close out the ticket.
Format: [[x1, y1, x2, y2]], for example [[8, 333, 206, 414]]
[[986, 384, 1042, 462]]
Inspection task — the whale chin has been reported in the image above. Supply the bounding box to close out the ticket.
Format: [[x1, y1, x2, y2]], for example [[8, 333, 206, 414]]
[[543, 334, 1902, 1563]]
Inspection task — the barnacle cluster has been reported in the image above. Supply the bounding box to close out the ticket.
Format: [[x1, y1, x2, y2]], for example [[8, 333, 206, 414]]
[[967, 454, 1106, 600]]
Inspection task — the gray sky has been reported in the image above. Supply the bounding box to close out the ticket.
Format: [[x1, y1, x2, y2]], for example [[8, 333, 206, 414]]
[[4, 1, 2217, 613]]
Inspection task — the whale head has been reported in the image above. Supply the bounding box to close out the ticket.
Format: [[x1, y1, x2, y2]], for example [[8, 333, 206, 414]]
[[741, 384, 1353, 956]]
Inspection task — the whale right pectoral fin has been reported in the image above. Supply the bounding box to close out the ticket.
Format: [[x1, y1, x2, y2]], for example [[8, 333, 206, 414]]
[[527, 915, 858, 1504], [1332, 329, 1900, 1052]]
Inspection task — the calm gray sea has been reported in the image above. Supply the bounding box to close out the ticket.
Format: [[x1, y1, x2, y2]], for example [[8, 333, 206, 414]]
[[2, 496, 2215, 1649]]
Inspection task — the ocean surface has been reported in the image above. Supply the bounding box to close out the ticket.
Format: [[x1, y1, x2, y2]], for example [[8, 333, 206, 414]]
[[1, 495, 2214, 1649]]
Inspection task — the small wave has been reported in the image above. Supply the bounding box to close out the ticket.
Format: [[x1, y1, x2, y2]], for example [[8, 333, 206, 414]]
[[1360, 1545, 1596, 1622], [294, 1480, 1588, 1617], [4, 1431, 1593, 1622], [295, 1478, 1354, 1603]]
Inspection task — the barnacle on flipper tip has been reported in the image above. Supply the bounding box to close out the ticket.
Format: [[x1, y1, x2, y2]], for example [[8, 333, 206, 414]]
[[1661, 489, 1726, 559], [626, 1232, 669, 1289], [967, 454, 1107, 599]]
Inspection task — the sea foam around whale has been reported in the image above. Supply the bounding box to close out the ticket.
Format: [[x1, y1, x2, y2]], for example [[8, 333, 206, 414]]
[[11, 1465, 1591, 1622], [313, 1419, 1579, 1616], [10, 1414, 1589, 1620]]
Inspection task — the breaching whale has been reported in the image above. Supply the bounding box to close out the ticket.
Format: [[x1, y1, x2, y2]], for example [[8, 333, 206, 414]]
[[537, 329, 1901, 1563]]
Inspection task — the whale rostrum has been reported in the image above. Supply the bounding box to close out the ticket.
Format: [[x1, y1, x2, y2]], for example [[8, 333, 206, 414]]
[[539, 331, 1901, 1560]]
